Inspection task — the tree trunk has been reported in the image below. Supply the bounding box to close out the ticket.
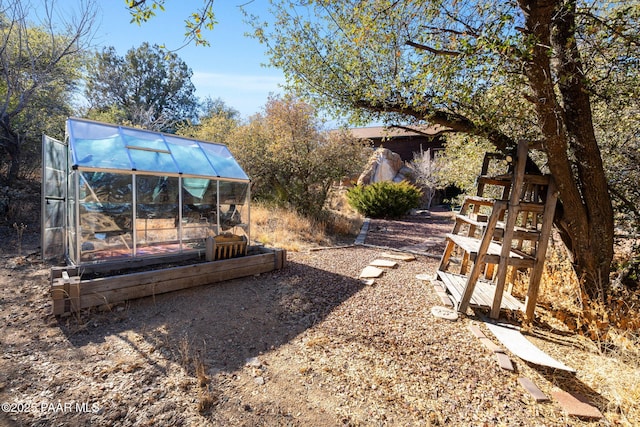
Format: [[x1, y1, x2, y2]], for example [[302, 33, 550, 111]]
[[0, 115, 21, 186], [521, 0, 614, 301]]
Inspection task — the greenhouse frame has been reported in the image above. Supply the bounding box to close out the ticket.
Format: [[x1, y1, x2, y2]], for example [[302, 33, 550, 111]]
[[42, 118, 251, 266]]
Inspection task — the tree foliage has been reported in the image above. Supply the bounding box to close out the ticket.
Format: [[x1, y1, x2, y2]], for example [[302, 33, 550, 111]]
[[227, 95, 369, 217], [177, 97, 241, 144], [0, 0, 96, 184], [436, 135, 497, 197], [84, 42, 198, 133], [256, 0, 640, 300], [125, 0, 216, 49]]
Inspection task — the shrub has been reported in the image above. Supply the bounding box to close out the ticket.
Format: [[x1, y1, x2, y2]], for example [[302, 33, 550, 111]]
[[346, 181, 423, 219]]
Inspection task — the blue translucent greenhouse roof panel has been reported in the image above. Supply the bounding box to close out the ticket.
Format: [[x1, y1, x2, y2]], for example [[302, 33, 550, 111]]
[[66, 118, 249, 181]]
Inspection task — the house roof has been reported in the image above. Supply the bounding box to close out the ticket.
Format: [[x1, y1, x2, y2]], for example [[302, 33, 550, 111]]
[[349, 124, 450, 140], [66, 118, 249, 181]]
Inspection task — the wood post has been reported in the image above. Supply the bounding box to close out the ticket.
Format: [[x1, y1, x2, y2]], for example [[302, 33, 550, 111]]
[[490, 141, 529, 318]]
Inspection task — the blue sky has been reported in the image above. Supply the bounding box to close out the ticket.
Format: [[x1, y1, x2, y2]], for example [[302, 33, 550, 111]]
[[56, 1, 285, 118]]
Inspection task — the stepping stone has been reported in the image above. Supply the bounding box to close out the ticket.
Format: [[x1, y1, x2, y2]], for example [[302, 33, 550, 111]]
[[430, 305, 458, 321], [468, 324, 486, 339], [415, 273, 432, 281], [436, 291, 454, 307], [479, 337, 505, 353], [496, 352, 514, 371], [359, 266, 384, 279], [432, 284, 446, 293], [369, 259, 398, 268], [551, 391, 603, 419], [518, 377, 549, 402], [381, 252, 415, 261], [360, 278, 375, 286]]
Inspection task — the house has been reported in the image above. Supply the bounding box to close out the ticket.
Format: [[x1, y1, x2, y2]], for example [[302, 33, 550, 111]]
[[349, 124, 449, 162]]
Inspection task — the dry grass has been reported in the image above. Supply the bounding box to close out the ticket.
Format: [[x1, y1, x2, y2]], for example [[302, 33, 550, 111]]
[[510, 233, 640, 425], [250, 202, 640, 424], [175, 335, 218, 414], [249, 202, 363, 251]]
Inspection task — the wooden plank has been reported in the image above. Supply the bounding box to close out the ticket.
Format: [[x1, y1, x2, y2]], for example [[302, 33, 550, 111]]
[[446, 234, 534, 264], [517, 201, 545, 214], [458, 201, 506, 312], [437, 239, 456, 271], [496, 352, 515, 371], [273, 248, 286, 269], [437, 271, 464, 302], [484, 321, 575, 372], [86, 253, 276, 294], [518, 377, 549, 402], [468, 324, 486, 339], [491, 140, 528, 319], [63, 246, 266, 278], [69, 277, 81, 313], [437, 271, 523, 311], [463, 195, 496, 206], [525, 178, 558, 321], [51, 278, 66, 315], [80, 259, 277, 309], [63, 278, 71, 315], [49, 248, 284, 314], [551, 391, 603, 419], [477, 176, 512, 187], [522, 174, 551, 185]]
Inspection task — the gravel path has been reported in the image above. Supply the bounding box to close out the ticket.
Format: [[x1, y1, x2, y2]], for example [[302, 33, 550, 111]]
[[0, 211, 629, 426]]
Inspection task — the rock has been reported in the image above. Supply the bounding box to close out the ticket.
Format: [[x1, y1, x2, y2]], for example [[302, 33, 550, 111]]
[[430, 306, 459, 321], [359, 266, 385, 278], [358, 148, 405, 185], [254, 376, 265, 385], [245, 356, 261, 368]]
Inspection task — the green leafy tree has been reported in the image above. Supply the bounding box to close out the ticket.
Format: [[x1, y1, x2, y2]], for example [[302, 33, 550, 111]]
[[436, 134, 497, 198], [84, 42, 198, 132], [255, 0, 640, 301], [229, 95, 368, 217], [177, 98, 241, 143], [125, 0, 216, 49], [0, 0, 96, 185]]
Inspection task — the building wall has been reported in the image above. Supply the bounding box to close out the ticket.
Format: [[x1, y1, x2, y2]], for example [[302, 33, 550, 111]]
[[370, 136, 444, 163]]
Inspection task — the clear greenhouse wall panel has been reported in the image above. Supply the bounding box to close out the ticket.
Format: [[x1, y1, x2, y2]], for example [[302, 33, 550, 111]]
[[75, 174, 250, 263], [135, 175, 180, 256], [67, 118, 249, 179], [42, 135, 67, 260], [79, 172, 134, 262]]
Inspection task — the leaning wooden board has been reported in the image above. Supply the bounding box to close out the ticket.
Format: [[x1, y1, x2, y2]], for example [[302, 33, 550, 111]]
[[483, 321, 576, 372]]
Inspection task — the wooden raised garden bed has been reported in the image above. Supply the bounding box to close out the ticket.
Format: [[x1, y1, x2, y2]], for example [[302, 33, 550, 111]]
[[50, 245, 286, 316]]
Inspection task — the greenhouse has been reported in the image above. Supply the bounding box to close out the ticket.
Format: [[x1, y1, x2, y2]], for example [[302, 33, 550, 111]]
[[42, 118, 251, 266]]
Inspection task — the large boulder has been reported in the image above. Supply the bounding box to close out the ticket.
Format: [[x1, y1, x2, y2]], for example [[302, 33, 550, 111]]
[[357, 147, 414, 185]]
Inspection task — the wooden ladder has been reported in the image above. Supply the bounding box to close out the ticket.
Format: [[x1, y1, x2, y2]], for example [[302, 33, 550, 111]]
[[436, 141, 558, 320]]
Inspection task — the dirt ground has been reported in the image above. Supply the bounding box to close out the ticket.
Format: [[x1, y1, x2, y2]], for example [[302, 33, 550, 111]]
[[0, 209, 637, 426]]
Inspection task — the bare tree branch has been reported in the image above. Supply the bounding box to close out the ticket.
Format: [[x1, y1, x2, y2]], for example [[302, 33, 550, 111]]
[[405, 40, 461, 56]]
